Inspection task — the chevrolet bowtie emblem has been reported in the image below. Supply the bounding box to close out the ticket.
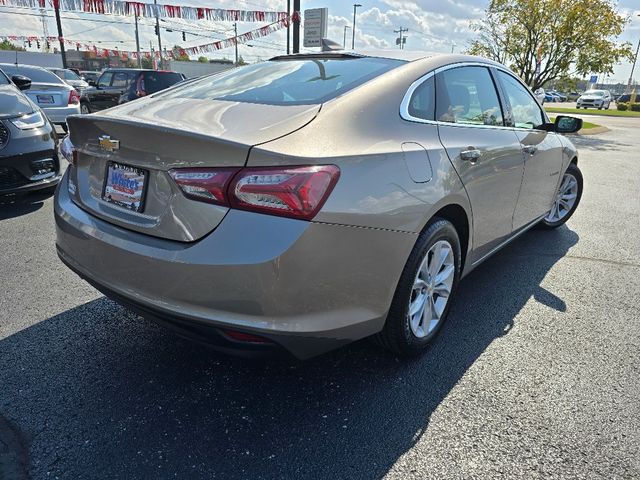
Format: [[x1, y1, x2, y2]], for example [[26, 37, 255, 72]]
[[98, 135, 120, 152]]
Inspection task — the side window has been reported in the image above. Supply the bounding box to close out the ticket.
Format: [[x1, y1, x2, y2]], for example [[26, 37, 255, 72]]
[[435, 66, 503, 126], [111, 72, 130, 88], [98, 72, 113, 88], [496, 70, 544, 129], [407, 75, 435, 121]]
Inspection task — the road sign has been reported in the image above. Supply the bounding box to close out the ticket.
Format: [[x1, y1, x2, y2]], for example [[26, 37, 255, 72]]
[[590, 75, 598, 83], [304, 8, 328, 48]]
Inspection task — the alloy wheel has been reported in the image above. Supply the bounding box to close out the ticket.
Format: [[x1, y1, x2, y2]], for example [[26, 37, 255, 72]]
[[545, 172, 579, 223], [408, 240, 455, 338]]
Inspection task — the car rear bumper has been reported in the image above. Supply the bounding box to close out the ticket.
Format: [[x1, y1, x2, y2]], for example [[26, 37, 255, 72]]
[[54, 173, 416, 359], [43, 105, 81, 124]]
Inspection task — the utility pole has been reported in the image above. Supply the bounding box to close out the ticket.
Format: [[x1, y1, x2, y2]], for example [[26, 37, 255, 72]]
[[286, 0, 290, 54], [153, 0, 163, 70], [134, 12, 142, 68], [394, 27, 408, 50], [40, 7, 49, 52], [52, 0, 67, 68], [293, 0, 300, 53], [628, 14, 640, 93], [234, 22, 239, 66], [352, 4, 362, 50], [343, 25, 351, 49]]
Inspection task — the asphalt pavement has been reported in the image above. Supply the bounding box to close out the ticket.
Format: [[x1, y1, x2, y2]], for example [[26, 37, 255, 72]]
[[0, 116, 639, 479]]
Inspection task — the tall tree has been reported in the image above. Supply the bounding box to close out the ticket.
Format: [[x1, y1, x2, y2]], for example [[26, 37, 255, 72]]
[[0, 40, 25, 51], [468, 0, 633, 89]]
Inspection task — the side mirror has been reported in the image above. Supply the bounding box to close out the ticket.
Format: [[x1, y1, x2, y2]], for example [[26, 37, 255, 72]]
[[554, 115, 582, 134], [88, 80, 98, 87], [11, 75, 31, 91]]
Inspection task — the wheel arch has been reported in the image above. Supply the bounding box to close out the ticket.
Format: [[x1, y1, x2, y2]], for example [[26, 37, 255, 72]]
[[422, 203, 471, 272]]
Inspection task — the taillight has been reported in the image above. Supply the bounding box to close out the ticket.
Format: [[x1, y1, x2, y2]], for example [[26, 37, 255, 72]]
[[168, 168, 239, 206], [169, 165, 340, 220], [59, 135, 77, 165], [68, 89, 80, 105], [136, 76, 147, 97], [229, 166, 340, 220]]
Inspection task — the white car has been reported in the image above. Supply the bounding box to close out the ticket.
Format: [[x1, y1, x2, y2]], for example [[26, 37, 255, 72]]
[[576, 90, 612, 110]]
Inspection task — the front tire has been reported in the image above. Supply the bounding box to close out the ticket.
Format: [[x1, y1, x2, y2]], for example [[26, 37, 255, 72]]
[[540, 163, 583, 229], [374, 218, 461, 356]]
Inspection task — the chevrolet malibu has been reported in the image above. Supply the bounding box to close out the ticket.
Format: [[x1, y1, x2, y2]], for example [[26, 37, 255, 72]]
[[54, 52, 583, 359]]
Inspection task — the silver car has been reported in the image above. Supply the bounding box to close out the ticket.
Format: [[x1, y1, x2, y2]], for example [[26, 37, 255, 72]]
[[47, 67, 90, 92], [0, 64, 81, 131], [576, 89, 612, 109], [54, 52, 584, 359]]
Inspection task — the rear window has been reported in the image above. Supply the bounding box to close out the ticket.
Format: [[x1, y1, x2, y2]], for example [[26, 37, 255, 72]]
[[142, 71, 184, 93], [0, 65, 63, 84], [160, 57, 405, 105]]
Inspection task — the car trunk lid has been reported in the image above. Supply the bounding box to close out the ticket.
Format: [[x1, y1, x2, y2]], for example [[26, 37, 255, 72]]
[[25, 82, 69, 108], [66, 97, 320, 242]]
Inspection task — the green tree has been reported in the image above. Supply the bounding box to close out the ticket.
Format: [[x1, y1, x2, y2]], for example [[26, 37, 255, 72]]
[[197, 56, 208, 63], [140, 56, 154, 69], [468, 0, 633, 89], [0, 39, 25, 51]]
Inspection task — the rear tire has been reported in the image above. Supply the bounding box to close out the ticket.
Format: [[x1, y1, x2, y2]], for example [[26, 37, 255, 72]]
[[540, 163, 583, 229], [373, 218, 461, 356], [80, 103, 90, 114]]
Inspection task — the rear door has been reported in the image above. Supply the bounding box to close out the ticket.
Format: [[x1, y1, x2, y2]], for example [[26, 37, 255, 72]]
[[494, 69, 563, 230], [435, 65, 525, 263], [107, 71, 135, 106]]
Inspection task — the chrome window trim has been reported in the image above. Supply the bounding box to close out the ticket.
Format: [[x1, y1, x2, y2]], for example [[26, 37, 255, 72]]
[[400, 61, 549, 132]]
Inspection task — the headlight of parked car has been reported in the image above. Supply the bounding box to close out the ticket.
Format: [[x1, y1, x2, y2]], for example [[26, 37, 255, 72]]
[[10, 111, 46, 130]]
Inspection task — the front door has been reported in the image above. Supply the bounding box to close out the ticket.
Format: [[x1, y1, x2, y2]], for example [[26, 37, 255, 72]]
[[494, 70, 564, 230], [435, 66, 525, 263]]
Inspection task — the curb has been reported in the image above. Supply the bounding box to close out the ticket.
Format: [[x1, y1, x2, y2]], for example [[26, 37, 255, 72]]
[[0, 416, 28, 480]]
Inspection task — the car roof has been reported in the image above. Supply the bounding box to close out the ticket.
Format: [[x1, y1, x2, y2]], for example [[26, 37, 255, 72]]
[[0, 63, 48, 70]]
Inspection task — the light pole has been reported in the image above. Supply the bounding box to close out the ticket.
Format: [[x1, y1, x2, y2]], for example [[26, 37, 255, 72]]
[[352, 4, 362, 50], [343, 25, 351, 48], [628, 14, 640, 93]]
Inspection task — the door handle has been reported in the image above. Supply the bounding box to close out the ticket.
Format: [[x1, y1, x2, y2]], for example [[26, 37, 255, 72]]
[[522, 145, 537, 155], [460, 148, 481, 163]]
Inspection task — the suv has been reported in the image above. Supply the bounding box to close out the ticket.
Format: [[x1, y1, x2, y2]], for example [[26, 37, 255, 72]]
[[80, 69, 185, 113]]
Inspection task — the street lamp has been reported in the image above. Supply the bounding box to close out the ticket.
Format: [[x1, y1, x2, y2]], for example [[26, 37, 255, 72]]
[[352, 4, 362, 50], [628, 14, 640, 93], [343, 25, 351, 49]]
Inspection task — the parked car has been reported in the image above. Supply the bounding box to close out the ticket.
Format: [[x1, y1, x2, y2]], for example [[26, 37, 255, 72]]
[[47, 67, 89, 92], [547, 90, 567, 102], [80, 69, 186, 114], [576, 89, 612, 109], [0, 63, 80, 132], [533, 87, 545, 104], [0, 67, 60, 195], [80, 70, 100, 84], [566, 91, 581, 101], [55, 52, 583, 359]]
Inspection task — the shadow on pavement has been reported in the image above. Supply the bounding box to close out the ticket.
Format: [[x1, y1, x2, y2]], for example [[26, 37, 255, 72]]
[[0, 192, 51, 220], [0, 227, 579, 479]]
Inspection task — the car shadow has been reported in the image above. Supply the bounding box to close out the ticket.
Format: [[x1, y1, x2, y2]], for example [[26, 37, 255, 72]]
[[0, 192, 51, 220], [0, 227, 579, 479]]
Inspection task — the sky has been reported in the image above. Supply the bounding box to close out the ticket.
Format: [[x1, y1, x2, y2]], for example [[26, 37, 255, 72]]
[[0, 0, 639, 83]]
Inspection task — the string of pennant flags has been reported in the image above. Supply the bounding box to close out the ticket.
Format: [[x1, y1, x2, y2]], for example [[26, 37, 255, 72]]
[[0, 17, 290, 58], [0, 0, 290, 23]]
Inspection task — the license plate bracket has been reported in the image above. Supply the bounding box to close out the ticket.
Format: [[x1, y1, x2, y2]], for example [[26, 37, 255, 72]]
[[102, 162, 148, 213], [36, 94, 55, 104]]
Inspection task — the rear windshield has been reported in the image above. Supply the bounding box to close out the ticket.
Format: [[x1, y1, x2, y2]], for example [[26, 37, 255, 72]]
[[160, 57, 405, 105], [0, 65, 63, 84], [142, 71, 184, 93]]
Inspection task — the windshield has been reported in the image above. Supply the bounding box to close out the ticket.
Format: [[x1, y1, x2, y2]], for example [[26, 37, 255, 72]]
[[0, 69, 9, 85], [586, 90, 605, 97], [0, 65, 63, 84], [160, 57, 405, 105]]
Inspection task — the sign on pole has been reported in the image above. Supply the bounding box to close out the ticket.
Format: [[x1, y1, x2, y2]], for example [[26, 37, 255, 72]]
[[590, 75, 598, 83], [304, 8, 328, 48]]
